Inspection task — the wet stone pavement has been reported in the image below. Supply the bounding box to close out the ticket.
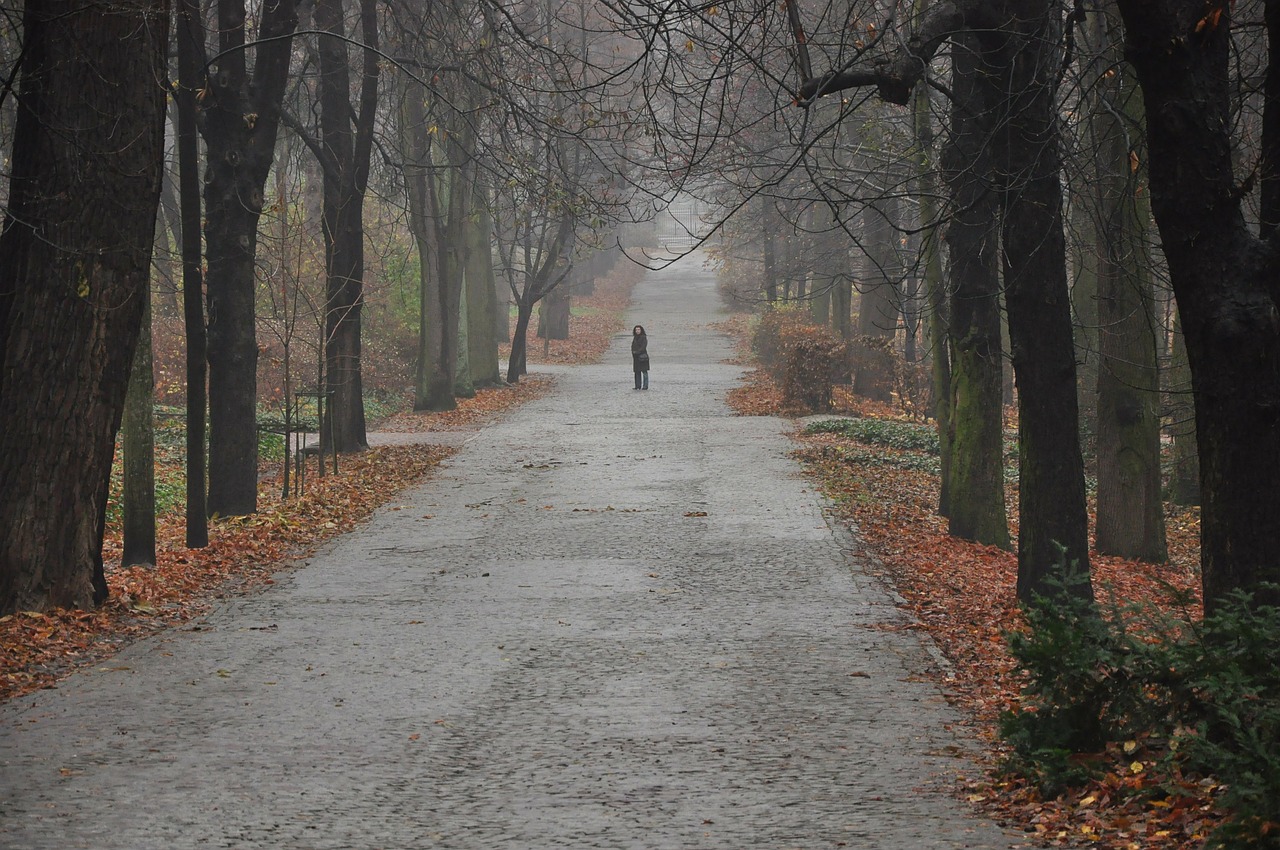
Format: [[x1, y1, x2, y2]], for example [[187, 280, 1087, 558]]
[[0, 257, 1025, 849]]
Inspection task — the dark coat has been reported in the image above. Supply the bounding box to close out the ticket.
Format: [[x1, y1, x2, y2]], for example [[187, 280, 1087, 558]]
[[631, 332, 649, 372]]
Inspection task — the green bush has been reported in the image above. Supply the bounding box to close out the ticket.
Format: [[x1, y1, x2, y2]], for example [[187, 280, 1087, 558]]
[[1001, 584, 1280, 847], [1166, 594, 1280, 848], [258, 429, 286, 462]]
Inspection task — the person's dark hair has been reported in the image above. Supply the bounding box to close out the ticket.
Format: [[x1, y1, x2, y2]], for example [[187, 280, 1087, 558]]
[[633, 325, 646, 335]]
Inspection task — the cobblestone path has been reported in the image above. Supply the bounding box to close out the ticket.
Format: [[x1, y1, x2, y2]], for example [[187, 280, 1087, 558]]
[[0, 258, 1024, 849]]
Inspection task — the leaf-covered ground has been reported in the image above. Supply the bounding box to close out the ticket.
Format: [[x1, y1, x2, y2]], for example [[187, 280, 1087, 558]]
[[719, 331, 1217, 848]]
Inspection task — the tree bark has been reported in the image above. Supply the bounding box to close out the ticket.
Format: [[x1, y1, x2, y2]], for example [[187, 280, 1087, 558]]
[[454, 270, 475, 399], [123, 293, 157, 567], [467, 175, 502, 386], [913, 79, 953, 517], [941, 31, 1010, 549], [991, 6, 1092, 602], [0, 0, 167, 614], [1089, 7, 1166, 561], [176, 0, 207, 546], [201, 0, 299, 517], [1117, 0, 1280, 611], [831, 277, 853, 341], [854, 194, 899, 402], [1167, 308, 1199, 505], [313, 0, 377, 453]]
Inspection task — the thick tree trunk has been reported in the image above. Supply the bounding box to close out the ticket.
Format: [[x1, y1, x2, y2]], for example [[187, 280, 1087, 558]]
[[0, 0, 167, 614], [940, 32, 1009, 548], [1118, 0, 1280, 611], [914, 82, 953, 517], [315, 0, 376, 453], [404, 97, 456, 412], [201, 0, 299, 517], [322, 215, 368, 451], [204, 201, 263, 516], [1090, 12, 1166, 561], [467, 178, 502, 387], [994, 8, 1092, 603], [123, 294, 157, 567], [413, 214, 460, 412], [495, 276, 512, 345]]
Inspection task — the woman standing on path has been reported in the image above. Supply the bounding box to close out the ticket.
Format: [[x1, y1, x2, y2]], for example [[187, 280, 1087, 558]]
[[631, 325, 649, 390]]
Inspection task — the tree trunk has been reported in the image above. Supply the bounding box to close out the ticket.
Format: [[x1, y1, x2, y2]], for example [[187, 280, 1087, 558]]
[[495, 275, 512, 345], [404, 95, 456, 411], [176, 0, 207, 547], [942, 32, 1010, 549], [201, 0, 299, 517], [123, 293, 157, 567], [454, 270, 475, 398], [810, 277, 831, 324], [914, 81, 953, 517], [1167, 308, 1199, 505], [1117, 0, 1280, 612], [1089, 9, 1166, 561], [832, 277, 853, 341], [315, 0, 377, 453], [854, 194, 900, 402], [994, 7, 1092, 603], [467, 176, 502, 387], [762, 199, 778, 303], [0, 0, 167, 614], [1070, 188, 1100, 444], [538, 287, 571, 340], [507, 297, 535, 383]]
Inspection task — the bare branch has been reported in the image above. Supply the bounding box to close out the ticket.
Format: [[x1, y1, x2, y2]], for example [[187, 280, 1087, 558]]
[[796, 2, 966, 107]]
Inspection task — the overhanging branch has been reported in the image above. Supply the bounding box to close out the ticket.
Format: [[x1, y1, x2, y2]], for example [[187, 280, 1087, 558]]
[[795, 1, 967, 107]]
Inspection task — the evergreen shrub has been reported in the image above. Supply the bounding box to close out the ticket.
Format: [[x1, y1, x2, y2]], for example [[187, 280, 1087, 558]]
[[1001, 584, 1280, 848]]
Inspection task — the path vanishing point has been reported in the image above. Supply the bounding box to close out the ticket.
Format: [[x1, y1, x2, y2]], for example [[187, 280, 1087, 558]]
[[0, 256, 1026, 849]]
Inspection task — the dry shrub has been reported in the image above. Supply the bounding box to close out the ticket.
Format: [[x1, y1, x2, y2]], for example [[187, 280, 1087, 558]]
[[752, 309, 845, 413], [893, 356, 932, 421], [846, 335, 895, 400]]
